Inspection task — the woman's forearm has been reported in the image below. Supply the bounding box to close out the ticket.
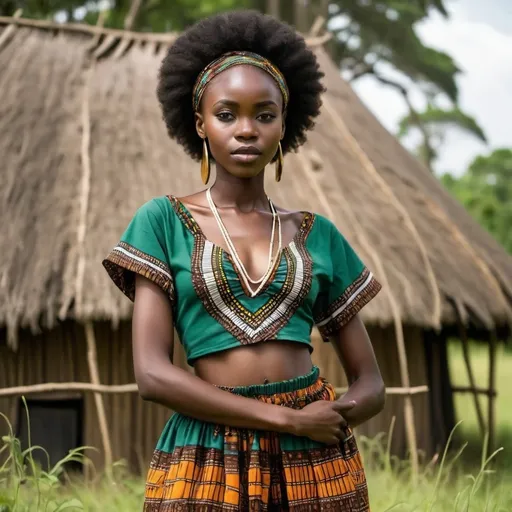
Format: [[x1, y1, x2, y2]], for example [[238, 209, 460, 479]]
[[138, 361, 298, 433], [338, 376, 385, 428]]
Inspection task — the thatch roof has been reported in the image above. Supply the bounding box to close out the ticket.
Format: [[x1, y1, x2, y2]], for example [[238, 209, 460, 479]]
[[1, 16, 511, 346]]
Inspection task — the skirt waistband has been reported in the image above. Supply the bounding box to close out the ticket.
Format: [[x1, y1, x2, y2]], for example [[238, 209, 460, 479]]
[[218, 366, 320, 397]]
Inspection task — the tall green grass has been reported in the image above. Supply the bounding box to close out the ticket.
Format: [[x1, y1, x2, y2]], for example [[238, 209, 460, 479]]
[[0, 400, 87, 511], [0, 340, 510, 511], [448, 341, 512, 475]]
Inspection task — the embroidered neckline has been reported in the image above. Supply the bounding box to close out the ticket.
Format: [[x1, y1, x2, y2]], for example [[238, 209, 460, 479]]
[[168, 195, 313, 255], [167, 194, 315, 345], [167, 195, 314, 298]]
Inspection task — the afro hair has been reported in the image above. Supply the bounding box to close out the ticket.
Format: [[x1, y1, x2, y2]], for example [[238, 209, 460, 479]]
[[156, 10, 325, 161]]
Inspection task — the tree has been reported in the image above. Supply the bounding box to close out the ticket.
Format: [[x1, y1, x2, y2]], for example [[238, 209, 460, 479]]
[[398, 106, 487, 172], [2, 1, 468, 168], [1, 1, 459, 100], [0, 1, 256, 31], [441, 149, 512, 254]]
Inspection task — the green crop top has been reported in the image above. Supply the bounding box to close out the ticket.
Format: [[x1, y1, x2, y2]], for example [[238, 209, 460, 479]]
[[103, 196, 381, 365]]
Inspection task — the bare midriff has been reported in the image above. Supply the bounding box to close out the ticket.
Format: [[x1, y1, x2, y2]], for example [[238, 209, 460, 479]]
[[193, 340, 314, 387]]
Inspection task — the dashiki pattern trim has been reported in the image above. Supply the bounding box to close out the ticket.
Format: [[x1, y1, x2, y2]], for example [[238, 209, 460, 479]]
[[192, 216, 315, 346], [143, 378, 370, 511], [315, 267, 381, 341], [168, 195, 314, 345], [103, 241, 175, 305]]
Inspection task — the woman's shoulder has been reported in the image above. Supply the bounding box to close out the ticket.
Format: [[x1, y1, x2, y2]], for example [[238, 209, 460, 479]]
[[132, 195, 182, 222], [137, 195, 173, 214], [126, 196, 183, 237], [307, 212, 338, 235], [272, 205, 339, 238]]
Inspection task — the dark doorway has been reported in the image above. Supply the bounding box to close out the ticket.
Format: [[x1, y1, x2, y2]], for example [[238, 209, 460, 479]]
[[16, 397, 84, 473]]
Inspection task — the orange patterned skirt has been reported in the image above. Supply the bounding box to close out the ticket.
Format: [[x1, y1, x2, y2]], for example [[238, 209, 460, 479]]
[[144, 366, 370, 511]]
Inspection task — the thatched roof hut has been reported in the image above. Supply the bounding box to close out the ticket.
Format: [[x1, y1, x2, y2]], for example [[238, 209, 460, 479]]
[[1, 15, 511, 473]]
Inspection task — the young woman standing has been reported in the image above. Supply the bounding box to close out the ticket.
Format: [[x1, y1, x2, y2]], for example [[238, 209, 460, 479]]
[[104, 10, 385, 511]]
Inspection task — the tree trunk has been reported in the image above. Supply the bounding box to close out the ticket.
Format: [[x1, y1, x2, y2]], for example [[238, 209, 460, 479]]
[[266, 0, 280, 18]]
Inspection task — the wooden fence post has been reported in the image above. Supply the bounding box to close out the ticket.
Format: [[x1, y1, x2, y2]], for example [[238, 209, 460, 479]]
[[457, 318, 486, 434], [85, 322, 113, 469], [488, 331, 497, 453]]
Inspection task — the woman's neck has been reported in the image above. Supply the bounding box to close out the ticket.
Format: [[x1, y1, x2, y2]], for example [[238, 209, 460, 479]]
[[209, 165, 269, 213]]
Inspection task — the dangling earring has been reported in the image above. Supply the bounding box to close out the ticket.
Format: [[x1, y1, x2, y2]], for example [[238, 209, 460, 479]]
[[201, 138, 210, 185], [275, 142, 284, 182]]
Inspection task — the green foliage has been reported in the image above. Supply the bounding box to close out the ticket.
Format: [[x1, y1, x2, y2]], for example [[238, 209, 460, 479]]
[[398, 106, 487, 142], [441, 149, 512, 254], [92, 0, 256, 32], [398, 106, 487, 171], [0, 0, 75, 19], [329, 0, 459, 101], [0, 0, 459, 102], [0, 400, 91, 511]]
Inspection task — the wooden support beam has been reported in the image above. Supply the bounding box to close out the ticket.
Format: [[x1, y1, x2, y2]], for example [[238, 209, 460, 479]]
[[0, 15, 178, 43], [294, 0, 310, 33], [0, 382, 139, 397], [335, 385, 429, 396], [451, 385, 497, 397], [309, 16, 326, 37], [124, 0, 143, 31], [266, 0, 280, 18], [457, 316, 486, 434], [0, 8, 21, 50], [0, 16, 330, 47], [0, 382, 428, 399], [488, 331, 498, 453], [85, 322, 113, 469]]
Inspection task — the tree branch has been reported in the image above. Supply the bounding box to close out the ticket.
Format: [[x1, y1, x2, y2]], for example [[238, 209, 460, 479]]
[[373, 72, 436, 172], [349, 61, 374, 81]]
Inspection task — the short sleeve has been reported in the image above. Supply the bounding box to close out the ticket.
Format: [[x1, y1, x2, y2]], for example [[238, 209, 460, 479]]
[[313, 222, 381, 341], [102, 199, 174, 304]]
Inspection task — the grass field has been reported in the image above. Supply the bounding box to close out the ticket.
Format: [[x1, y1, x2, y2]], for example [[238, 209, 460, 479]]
[[1, 340, 511, 511], [363, 341, 512, 511]]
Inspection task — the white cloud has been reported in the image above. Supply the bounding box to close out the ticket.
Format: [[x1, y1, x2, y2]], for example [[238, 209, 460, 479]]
[[350, 2, 512, 176]]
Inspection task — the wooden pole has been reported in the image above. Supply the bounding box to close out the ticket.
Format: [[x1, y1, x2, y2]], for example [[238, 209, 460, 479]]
[[0, 382, 138, 397], [309, 15, 325, 37], [0, 15, 178, 43], [294, 0, 310, 32], [85, 322, 113, 469], [457, 318, 486, 434], [266, 0, 280, 18], [0, 8, 21, 50], [124, 0, 143, 31], [0, 15, 331, 48], [488, 331, 498, 453], [0, 381, 426, 399], [335, 385, 428, 396], [451, 385, 497, 397]]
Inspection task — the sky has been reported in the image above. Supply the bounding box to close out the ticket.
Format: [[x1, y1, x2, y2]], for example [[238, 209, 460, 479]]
[[350, 0, 512, 176]]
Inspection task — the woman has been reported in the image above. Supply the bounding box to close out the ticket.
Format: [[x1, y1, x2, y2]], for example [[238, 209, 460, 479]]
[[103, 10, 385, 511]]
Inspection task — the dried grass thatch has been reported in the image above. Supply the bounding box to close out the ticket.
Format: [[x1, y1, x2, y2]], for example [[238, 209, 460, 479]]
[[1, 16, 511, 347]]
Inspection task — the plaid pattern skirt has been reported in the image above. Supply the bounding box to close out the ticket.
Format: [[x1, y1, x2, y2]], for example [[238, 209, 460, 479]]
[[144, 366, 370, 511]]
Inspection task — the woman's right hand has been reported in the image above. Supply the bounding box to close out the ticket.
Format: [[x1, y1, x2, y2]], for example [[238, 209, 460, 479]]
[[291, 400, 356, 445]]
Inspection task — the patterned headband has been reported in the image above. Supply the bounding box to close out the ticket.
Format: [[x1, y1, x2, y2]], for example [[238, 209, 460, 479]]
[[192, 51, 289, 112]]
